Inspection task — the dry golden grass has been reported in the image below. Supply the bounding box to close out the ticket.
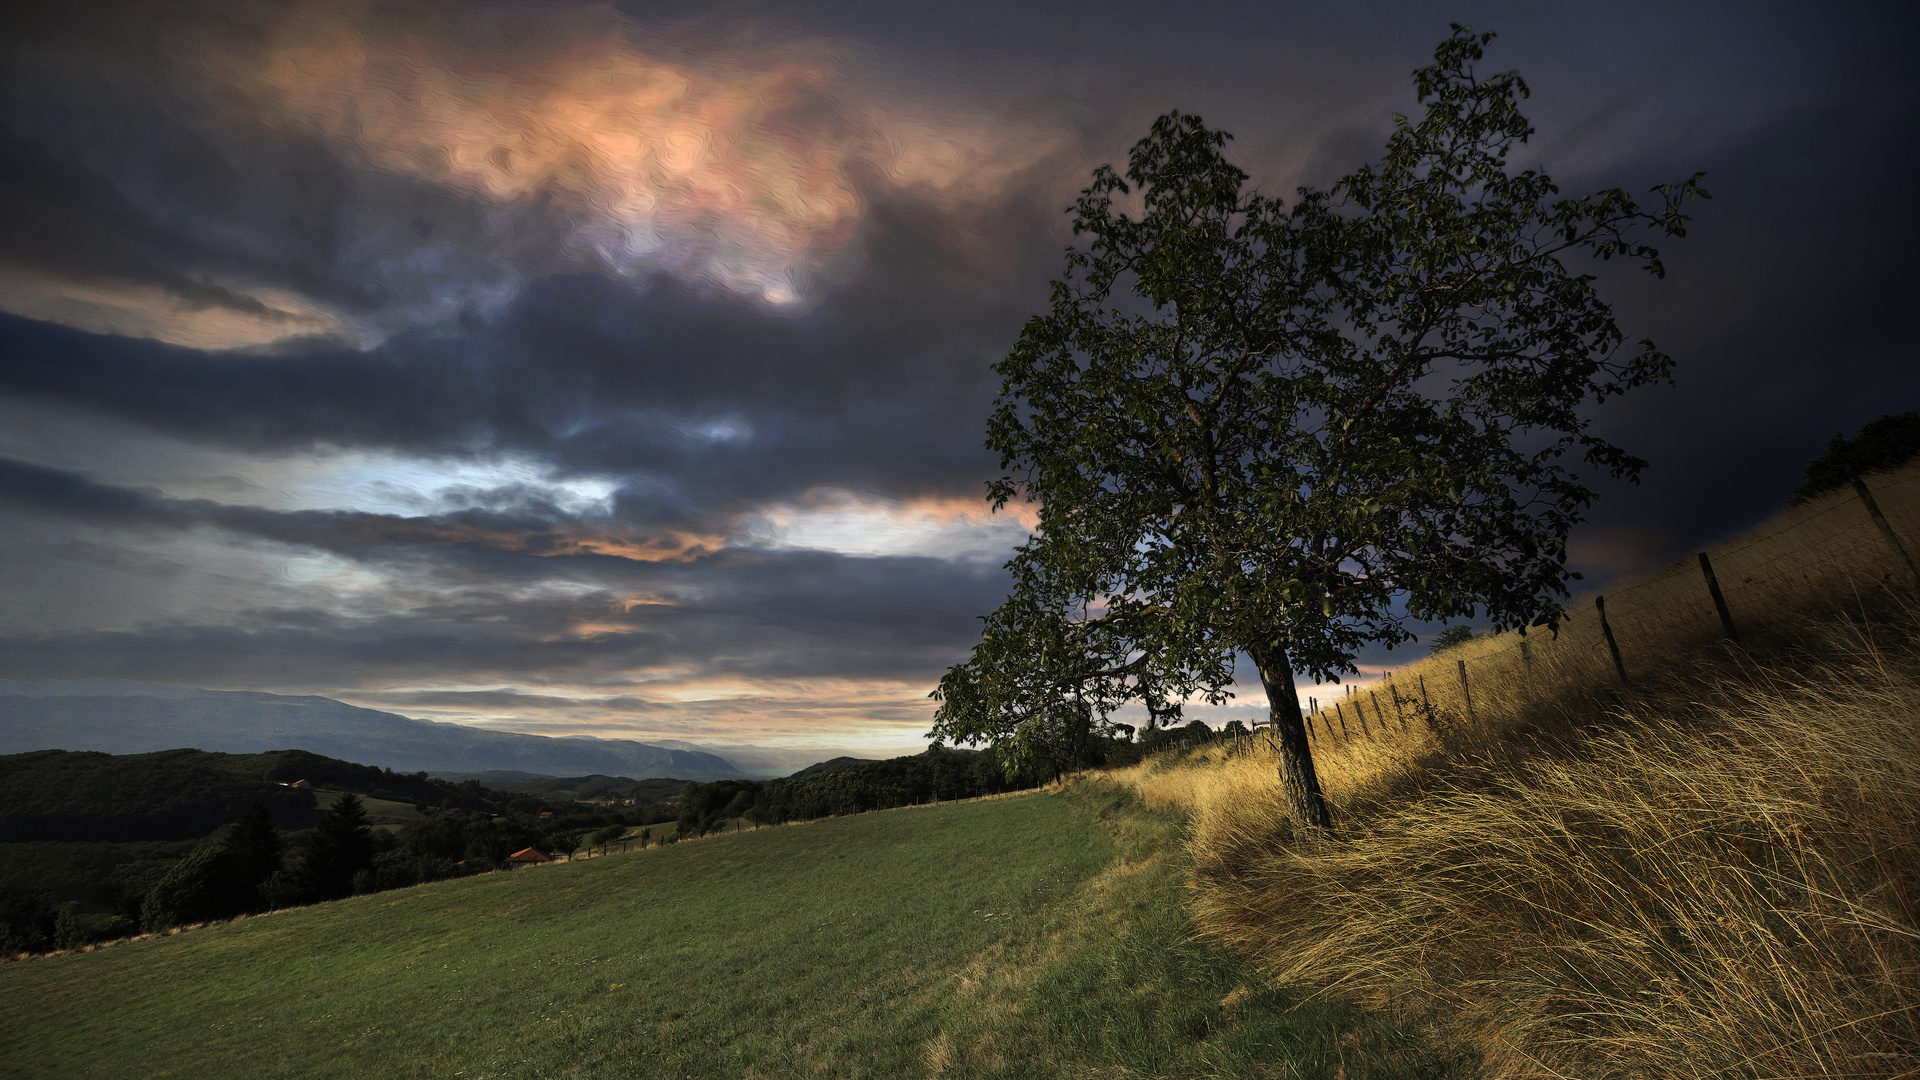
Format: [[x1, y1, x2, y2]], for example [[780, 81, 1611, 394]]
[[1100, 462, 1920, 1078]]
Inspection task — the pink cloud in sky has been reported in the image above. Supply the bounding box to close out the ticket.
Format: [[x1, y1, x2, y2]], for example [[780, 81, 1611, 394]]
[[240, 1, 1068, 308]]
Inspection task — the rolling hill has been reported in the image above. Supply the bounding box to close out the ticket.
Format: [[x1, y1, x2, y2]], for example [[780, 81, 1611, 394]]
[[0, 681, 749, 781]]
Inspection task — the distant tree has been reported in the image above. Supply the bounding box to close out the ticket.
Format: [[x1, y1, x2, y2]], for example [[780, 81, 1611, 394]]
[[52, 902, 86, 950], [676, 780, 763, 838], [292, 792, 373, 901], [639, 827, 652, 849], [1791, 411, 1920, 506], [234, 798, 284, 883], [1430, 626, 1478, 653], [0, 891, 57, 953], [591, 824, 626, 856], [139, 799, 283, 931], [932, 27, 1706, 828], [50, 901, 132, 950], [259, 871, 298, 912]]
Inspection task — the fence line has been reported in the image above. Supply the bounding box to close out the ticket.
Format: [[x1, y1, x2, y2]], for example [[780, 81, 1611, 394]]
[[1129, 467, 1919, 759], [1271, 464, 1920, 750]]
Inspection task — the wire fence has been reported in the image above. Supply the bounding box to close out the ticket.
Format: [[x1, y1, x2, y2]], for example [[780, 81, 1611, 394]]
[[1271, 464, 1920, 753]]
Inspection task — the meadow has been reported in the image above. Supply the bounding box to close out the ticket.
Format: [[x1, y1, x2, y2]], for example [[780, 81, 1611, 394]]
[[0, 784, 1463, 1079]]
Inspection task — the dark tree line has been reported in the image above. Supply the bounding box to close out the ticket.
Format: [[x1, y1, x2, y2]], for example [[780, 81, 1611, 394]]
[[136, 792, 680, 934], [672, 746, 1106, 838], [1792, 411, 1920, 506], [0, 781, 676, 952], [0, 748, 558, 844]]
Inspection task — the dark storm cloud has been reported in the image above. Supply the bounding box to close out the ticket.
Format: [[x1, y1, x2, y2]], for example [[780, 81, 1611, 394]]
[[0, 0, 1074, 346], [0, 453, 1013, 689], [2, 0, 1916, 747], [1547, 81, 1920, 577], [0, 454, 720, 559], [0, 193, 1054, 503], [0, 547, 1011, 688]]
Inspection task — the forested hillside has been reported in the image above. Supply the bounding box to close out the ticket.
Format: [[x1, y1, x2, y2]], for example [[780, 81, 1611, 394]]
[[672, 745, 1044, 837], [0, 747, 629, 955]]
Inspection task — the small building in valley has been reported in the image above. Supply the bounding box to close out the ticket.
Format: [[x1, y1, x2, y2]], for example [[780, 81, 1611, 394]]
[[507, 847, 553, 867]]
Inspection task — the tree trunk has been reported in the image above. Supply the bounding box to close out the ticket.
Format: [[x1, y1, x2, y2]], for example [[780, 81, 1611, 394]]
[[1248, 646, 1332, 830]]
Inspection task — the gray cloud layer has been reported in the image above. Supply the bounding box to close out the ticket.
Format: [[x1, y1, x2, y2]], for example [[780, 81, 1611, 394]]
[[2, 0, 1916, 747]]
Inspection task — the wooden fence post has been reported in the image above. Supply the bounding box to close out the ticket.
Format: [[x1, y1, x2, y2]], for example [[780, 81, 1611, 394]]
[[1853, 474, 1920, 594], [1369, 690, 1388, 735], [1597, 594, 1630, 686], [1698, 551, 1740, 643], [1457, 659, 1476, 724], [1334, 702, 1351, 739], [1389, 683, 1407, 729], [1418, 674, 1432, 727]]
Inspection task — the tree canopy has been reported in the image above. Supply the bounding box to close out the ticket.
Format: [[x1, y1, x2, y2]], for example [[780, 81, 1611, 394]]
[[1791, 411, 1920, 506], [930, 27, 1706, 828]]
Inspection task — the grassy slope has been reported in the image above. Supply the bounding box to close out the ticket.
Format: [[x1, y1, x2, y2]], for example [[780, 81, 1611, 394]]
[[1115, 464, 1920, 1077], [0, 786, 1463, 1079]]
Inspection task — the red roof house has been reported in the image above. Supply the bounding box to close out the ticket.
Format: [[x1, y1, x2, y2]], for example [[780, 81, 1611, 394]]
[[507, 847, 553, 867]]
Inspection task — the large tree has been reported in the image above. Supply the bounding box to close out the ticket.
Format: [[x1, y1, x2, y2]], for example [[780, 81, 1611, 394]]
[[930, 28, 1706, 828]]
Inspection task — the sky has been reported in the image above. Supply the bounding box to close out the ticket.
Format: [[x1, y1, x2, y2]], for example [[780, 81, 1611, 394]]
[[1, 0, 1916, 764]]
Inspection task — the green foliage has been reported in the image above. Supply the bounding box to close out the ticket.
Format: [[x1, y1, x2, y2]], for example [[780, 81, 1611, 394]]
[[0, 748, 556, 846], [1430, 625, 1478, 652], [52, 902, 133, 950], [0, 749, 316, 842], [290, 792, 372, 902], [1791, 411, 1920, 505], [675, 747, 1038, 836], [933, 27, 1704, 820], [0, 749, 580, 953], [674, 779, 759, 838], [1133, 719, 1218, 754], [0, 838, 194, 946], [0, 890, 56, 954], [493, 773, 685, 809], [139, 801, 283, 931]]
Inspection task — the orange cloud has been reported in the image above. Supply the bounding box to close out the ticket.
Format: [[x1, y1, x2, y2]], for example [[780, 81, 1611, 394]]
[[286, 512, 725, 564], [357, 675, 944, 756], [0, 264, 351, 351], [240, 3, 1065, 305], [738, 488, 1037, 561]]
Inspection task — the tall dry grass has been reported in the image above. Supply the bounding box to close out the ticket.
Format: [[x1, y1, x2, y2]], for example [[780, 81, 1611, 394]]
[[1101, 462, 1920, 1078]]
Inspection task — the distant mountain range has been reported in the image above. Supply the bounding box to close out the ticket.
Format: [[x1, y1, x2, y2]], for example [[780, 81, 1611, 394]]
[[0, 681, 750, 782]]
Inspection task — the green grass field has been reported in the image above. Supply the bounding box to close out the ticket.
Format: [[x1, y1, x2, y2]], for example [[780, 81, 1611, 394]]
[[0, 785, 1463, 1078]]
